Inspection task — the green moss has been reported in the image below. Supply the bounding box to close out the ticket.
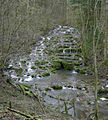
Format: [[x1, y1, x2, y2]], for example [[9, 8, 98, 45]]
[[27, 63, 29, 65], [15, 68, 23, 75], [76, 84, 82, 90], [87, 101, 91, 105], [25, 91, 33, 97], [103, 60, 108, 66], [35, 84, 37, 89], [45, 88, 51, 91], [62, 62, 73, 70], [42, 72, 50, 77], [102, 95, 108, 99], [74, 62, 80, 66], [57, 48, 63, 53], [65, 48, 77, 53], [51, 85, 62, 90], [35, 60, 40, 65], [31, 66, 36, 69], [6, 79, 18, 89], [25, 69, 27, 72], [6, 78, 12, 83], [38, 65, 43, 69], [19, 84, 29, 93], [20, 83, 32, 89], [50, 68, 56, 73], [65, 48, 71, 53], [38, 65, 46, 69], [72, 42, 77, 45], [79, 69, 86, 74], [37, 49, 41, 51], [84, 85, 89, 92], [27, 73, 30, 76], [63, 46, 70, 48], [98, 89, 108, 94], [27, 58, 31, 61], [38, 74, 42, 77], [75, 53, 82, 57], [40, 61, 48, 65], [82, 79, 86, 82], [21, 61, 26, 64], [77, 47, 82, 52], [31, 75, 35, 78], [52, 61, 61, 70]]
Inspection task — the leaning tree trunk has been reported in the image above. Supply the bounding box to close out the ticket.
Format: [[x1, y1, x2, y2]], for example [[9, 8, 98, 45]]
[[93, 1, 99, 120]]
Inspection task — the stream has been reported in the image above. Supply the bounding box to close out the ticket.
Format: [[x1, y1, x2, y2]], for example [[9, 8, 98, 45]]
[[4, 25, 108, 119]]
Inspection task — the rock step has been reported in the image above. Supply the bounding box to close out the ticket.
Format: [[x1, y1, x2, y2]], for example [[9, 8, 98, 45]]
[[55, 53, 74, 57], [58, 56, 74, 60], [63, 42, 78, 46], [57, 48, 81, 53]]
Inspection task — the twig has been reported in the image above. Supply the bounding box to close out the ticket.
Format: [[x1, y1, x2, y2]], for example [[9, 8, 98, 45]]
[[31, 91, 46, 115]]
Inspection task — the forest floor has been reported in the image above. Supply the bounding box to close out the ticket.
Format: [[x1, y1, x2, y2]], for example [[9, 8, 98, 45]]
[[0, 75, 71, 120]]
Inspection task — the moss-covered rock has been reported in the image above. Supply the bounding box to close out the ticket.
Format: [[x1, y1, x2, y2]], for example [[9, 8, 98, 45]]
[[76, 68, 85, 74], [38, 65, 46, 70], [31, 75, 35, 78], [79, 69, 86, 74], [27, 73, 30, 76], [21, 61, 26, 64], [52, 60, 61, 70], [51, 85, 62, 90], [38, 74, 42, 77], [75, 53, 82, 58], [76, 84, 82, 90], [57, 48, 63, 53], [62, 62, 73, 70], [35, 60, 40, 65], [77, 47, 82, 52], [15, 68, 23, 75], [50, 68, 56, 73], [42, 72, 50, 77], [98, 89, 108, 94], [31, 66, 36, 69], [84, 85, 89, 93], [40, 61, 48, 65], [102, 60, 108, 66], [74, 62, 80, 66], [45, 88, 51, 91], [65, 48, 77, 53]]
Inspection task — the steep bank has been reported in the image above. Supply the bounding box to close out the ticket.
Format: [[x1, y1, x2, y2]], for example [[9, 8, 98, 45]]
[[0, 75, 70, 120]]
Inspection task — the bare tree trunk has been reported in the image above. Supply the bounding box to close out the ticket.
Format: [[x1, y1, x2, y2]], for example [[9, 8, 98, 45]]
[[103, 0, 107, 60], [94, 51, 99, 120], [66, 0, 69, 25], [93, 1, 99, 119]]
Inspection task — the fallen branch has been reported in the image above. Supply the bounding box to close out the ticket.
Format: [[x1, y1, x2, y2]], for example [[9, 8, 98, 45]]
[[7, 107, 49, 120], [7, 107, 33, 119]]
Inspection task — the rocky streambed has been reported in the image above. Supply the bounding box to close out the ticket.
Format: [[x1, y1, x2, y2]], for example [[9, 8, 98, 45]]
[[4, 25, 108, 119]]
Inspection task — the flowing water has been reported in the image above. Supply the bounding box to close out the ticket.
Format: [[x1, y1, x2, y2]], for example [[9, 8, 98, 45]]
[[4, 25, 108, 120]]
